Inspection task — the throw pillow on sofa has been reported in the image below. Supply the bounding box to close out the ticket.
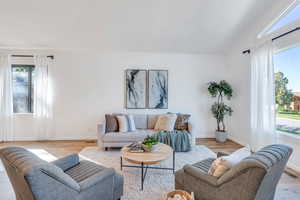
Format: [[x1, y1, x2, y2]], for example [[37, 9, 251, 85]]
[[154, 114, 177, 131], [175, 113, 191, 131], [208, 147, 251, 177], [167, 112, 191, 131], [105, 114, 119, 132], [116, 115, 136, 132]]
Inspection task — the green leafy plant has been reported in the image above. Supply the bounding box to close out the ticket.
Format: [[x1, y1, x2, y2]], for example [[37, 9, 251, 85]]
[[208, 80, 233, 132], [275, 72, 293, 110], [15, 67, 30, 72], [142, 135, 158, 148]]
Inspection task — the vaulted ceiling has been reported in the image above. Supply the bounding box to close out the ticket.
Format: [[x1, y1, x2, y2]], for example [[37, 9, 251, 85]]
[[0, 0, 278, 53]]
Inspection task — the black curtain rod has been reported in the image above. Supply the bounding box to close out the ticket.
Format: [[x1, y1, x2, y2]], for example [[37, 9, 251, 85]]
[[242, 26, 300, 54], [11, 54, 54, 59]]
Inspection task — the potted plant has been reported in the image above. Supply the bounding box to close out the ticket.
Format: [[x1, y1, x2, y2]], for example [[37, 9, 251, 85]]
[[208, 80, 233, 142], [142, 135, 158, 152]]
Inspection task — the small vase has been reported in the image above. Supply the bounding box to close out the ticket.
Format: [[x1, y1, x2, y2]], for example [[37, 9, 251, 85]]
[[215, 131, 227, 143]]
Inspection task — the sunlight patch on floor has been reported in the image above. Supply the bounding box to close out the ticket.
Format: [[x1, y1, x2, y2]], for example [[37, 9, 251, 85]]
[[28, 149, 57, 162]]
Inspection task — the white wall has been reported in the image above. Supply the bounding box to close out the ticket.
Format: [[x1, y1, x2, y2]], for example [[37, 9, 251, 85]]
[[226, 53, 251, 146], [12, 50, 227, 141]]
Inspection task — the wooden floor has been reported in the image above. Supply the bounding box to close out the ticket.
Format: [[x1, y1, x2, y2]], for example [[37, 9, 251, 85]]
[[0, 138, 242, 157], [0, 139, 97, 158], [0, 138, 299, 200], [196, 138, 243, 153], [1, 138, 298, 176]]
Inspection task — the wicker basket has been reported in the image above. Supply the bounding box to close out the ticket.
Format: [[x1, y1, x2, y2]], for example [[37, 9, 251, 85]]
[[166, 190, 193, 200]]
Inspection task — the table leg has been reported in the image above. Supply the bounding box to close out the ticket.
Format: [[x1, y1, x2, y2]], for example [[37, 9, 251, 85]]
[[141, 162, 144, 191], [173, 150, 175, 174], [120, 157, 123, 171]]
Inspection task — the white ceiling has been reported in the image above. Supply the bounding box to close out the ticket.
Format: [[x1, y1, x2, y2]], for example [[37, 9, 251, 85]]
[[0, 0, 278, 53]]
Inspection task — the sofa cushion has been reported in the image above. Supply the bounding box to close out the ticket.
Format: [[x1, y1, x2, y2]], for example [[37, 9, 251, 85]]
[[132, 114, 148, 129], [147, 114, 159, 129], [192, 158, 215, 173], [65, 160, 106, 183], [103, 129, 157, 143]]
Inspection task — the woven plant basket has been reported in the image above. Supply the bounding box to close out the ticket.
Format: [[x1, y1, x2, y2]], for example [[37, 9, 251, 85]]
[[166, 190, 193, 200]]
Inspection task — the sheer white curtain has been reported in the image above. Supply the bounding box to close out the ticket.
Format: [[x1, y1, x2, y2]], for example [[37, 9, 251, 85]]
[[34, 55, 53, 140], [0, 54, 13, 141], [250, 41, 277, 151]]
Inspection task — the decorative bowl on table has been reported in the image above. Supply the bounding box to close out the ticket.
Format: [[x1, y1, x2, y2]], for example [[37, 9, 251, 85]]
[[166, 190, 194, 200], [142, 144, 152, 152], [142, 135, 158, 152]]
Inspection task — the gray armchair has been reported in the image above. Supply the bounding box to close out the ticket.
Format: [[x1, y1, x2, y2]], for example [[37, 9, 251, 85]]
[[0, 146, 123, 200], [175, 144, 293, 200]]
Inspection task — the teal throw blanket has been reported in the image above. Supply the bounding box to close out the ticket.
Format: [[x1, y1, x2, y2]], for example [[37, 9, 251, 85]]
[[155, 130, 191, 152]]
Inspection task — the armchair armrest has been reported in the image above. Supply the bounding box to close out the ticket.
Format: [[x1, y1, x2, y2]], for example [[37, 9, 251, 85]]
[[52, 154, 79, 171], [183, 164, 218, 186], [97, 123, 106, 148], [79, 168, 115, 190], [38, 164, 80, 192], [97, 123, 106, 136]]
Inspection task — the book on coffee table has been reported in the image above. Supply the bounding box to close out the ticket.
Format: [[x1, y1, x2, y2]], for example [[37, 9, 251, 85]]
[[127, 142, 145, 153]]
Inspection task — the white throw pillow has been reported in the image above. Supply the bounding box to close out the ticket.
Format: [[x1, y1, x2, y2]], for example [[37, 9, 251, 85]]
[[116, 115, 136, 132], [154, 114, 177, 131], [117, 115, 129, 132], [127, 115, 136, 131], [223, 147, 251, 166], [208, 147, 251, 177]]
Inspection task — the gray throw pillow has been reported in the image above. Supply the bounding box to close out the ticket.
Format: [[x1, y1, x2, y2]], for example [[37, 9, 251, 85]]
[[105, 114, 119, 132]]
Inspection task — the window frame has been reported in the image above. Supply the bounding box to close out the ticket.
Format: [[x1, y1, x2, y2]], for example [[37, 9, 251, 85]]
[[12, 64, 35, 114], [258, 0, 300, 38], [274, 44, 300, 139]]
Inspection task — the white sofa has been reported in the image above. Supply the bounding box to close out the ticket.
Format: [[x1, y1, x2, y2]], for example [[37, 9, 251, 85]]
[[97, 114, 194, 150]]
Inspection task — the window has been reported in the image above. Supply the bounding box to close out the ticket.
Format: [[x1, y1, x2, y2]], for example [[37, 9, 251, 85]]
[[259, 2, 300, 37], [268, 3, 300, 34], [12, 65, 35, 113], [274, 45, 300, 136]]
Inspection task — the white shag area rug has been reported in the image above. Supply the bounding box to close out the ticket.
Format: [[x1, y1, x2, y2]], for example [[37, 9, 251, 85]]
[[79, 146, 216, 200]]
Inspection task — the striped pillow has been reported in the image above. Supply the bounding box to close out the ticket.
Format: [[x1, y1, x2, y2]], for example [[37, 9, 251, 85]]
[[116, 115, 136, 132]]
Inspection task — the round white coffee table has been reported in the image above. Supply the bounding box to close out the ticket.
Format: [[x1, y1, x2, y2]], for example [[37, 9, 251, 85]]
[[120, 143, 175, 190]]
